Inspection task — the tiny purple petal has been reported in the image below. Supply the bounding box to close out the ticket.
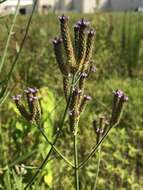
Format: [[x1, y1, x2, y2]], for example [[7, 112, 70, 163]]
[[77, 18, 89, 29], [12, 94, 21, 101], [81, 72, 88, 78], [52, 37, 63, 45], [26, 87, 38, 94], [58, 15, 69, 22], [68, 110, 73, 116], [96, 128, 100, 133], [74, 24, 80, 31], [73, 87, 82, 94], [29, 96, 38, 102], [84, 95, 92, 101], [113, 89, 123, 98], [88, 29, 96, 36]]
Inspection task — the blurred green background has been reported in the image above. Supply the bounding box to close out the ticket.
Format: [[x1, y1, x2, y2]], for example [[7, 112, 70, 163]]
[[0, 13, 143, 189]]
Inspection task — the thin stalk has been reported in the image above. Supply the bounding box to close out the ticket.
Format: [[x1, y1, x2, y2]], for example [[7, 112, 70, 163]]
[[0, 0, 38, 87], [36, 124, 74, 168], [24, 75, 76, 190], [93, 147, 101, 190], [0, 0, 20, 72], [73, 134, 79, 190], [78, 124, 116, 169]]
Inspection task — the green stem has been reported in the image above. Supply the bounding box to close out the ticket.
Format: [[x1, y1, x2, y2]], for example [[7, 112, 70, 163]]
[[37, 124, 74, 168], [0, 0, 20, 72], [0, 0, 38, 89], [24, 75, 76, 190], [74, 134, 79, 190], [78, 125, 116, 169], [93, 147, 101, 190]]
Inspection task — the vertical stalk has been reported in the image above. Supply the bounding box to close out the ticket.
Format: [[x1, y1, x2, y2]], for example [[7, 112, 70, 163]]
[[0, 0, 20, 72], [73, 133, 79, 190], [93, 147, 101, 190]]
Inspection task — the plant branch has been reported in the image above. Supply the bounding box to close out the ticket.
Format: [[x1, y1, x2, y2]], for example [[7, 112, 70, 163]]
[[36, 124, 74, 168], [24, 75, 77, 190], [78, 125, 116, 169], [93, 147, 101, 190]]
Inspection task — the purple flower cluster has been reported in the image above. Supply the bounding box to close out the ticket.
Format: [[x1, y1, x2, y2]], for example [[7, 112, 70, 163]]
[[113, 89, 128, 102]]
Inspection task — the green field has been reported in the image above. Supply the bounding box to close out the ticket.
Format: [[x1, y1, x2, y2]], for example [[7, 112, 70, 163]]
[[0, 13, 143, 190]]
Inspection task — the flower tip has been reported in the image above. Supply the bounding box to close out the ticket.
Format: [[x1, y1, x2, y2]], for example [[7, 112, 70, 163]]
[[12, 94, 21, 101], [74, 24, 80, 30], [113, 89, 123, 98], [58, 14, 69, 22], [52, 37, 63, 45], [77, 18, 89, 28], [26, 87, 38, 94], [88, 29, 96, 36]]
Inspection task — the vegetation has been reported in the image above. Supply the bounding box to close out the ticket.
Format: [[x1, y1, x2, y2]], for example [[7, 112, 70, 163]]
[[0, 12, 143, 189]]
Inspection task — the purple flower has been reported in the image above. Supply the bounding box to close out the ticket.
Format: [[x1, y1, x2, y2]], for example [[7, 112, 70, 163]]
[[113, 89, 128, 102], [83, 95, 92, 101], [113, 89, 124, 98], [74, 24, 80, 31], [58, 15, 69, 23], [87, 29, 96, 36], [25, 87, 38, 94], [52, 37, 63, 45], [81, 72, 88, 78], [29, 96, 38, 102], [77, 18, 89, 29], [12, 95, 21, 102], [73, 87, 82, 95]]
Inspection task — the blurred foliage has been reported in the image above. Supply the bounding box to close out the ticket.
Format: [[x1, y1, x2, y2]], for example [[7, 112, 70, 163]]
[[0, 12, 143, 189]]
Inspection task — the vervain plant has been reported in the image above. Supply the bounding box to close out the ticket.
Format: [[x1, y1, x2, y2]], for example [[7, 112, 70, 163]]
[[12, 15, 128, 189]]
